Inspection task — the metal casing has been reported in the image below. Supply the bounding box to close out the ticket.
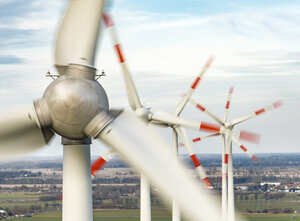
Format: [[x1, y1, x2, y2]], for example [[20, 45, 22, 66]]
[[42, 65, 109, 139]]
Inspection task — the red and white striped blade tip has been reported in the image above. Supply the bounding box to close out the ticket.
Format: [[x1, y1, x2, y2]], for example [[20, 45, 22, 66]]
[[190, 154, 213, 188], [180, 92, 187, 97], [206, 55, 215, 67], [200, 122, 220, 133], [229, 86, 234, 94], [192, 137, 201, 143], [103, 13, 113, 27], [239, 130, 261, 144], [252, 155, 259, 162], [273, 100, 283, 108], [202, 177, 212, 188], [91, 157, 107, 176]]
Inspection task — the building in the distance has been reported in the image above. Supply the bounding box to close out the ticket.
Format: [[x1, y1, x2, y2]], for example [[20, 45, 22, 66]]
[[0, 209, 7, 218]]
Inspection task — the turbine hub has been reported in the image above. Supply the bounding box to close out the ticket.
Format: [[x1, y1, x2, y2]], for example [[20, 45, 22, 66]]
[[38, 64, 109, 139], [225, 122, 233, 129]]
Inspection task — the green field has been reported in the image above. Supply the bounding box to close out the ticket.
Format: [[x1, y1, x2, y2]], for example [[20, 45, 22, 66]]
[[3, 192, 300, 220], [11, 210, 171, 221], [235, 193, 300, 213], [7, 210, 300, 221], [247, 214, 300, 221]]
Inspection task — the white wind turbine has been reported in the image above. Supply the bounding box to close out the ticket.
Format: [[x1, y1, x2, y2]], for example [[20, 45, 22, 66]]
[[189, 86, 282, 221], [102, 13, 216, 221], [0, 1, 223, 221]]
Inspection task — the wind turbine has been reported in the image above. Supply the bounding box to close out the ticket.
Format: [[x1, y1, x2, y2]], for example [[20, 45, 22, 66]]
[[102, 13, 215, 221], [0, 1, 223, 221], [189, 86, 282, 221]]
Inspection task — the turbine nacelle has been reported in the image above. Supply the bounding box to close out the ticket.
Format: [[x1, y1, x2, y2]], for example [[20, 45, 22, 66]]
[[220, 126, 232, 137], [34, 64, 109, 140], [135, 106, 151, 121]]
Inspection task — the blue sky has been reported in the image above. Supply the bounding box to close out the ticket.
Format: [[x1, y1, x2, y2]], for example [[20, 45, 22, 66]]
[[0, 0, 299, 158]]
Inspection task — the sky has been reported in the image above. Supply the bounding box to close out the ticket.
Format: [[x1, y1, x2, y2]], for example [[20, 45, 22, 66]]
[[0, 0, 299, 159]]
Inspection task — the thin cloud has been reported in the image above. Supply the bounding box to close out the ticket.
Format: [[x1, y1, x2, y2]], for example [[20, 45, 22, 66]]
[[0, 55, 23, 64]]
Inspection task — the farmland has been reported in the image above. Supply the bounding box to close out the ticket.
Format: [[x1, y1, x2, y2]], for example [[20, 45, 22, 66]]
[[2, 154, 300, 220], [7, 210, 300, 221]]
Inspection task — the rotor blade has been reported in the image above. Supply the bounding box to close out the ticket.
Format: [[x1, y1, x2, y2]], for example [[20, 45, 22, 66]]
[[231, 137, 259, 162], [0, 105, 54, 159], [84, 110, 222, 221], [148, 121, 169, 128], [55, 0, 106, 74], [234, 130, 261, 144], [189, 98, 224, 125], [223, 86, 234, 122], [175, 127, 212, 187], [192, 132, 220, 143], [103, 13, 142, 110], [149, 110, 215, 131], [231, 100, 283, 126], [199, 122, 221, 133], [174, 56, 215, 116], [91, 148, 114, 176]]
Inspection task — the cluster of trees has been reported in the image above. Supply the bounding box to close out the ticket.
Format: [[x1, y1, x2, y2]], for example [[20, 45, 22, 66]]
[[1, 202, 61, 218], [183, 153, 300, 168], [0, 205, 39, 217], [237, 192, 286, 202], [92, 185, 139, 209], [261, 192, 286, 200], [39, 194, 60, 201], [247, 207, 295, 214], [0, 170, 61, 185], [93, 177, 139, 184]]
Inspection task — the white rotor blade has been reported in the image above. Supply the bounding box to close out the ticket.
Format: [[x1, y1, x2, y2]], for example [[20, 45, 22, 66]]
[[55, 0, 106, 74], [148, 121, 169, 128], [192, 132, 220, 143], [189, 98, 224, 125], [86, 111, 222, 221], [91, 148, 114, 176], [231, 136, 259, 162], [103, 13, 142, 110], [231, 100, 283, 126], [223, 86, 234, 122], [149, 110, 201, 129], [174, 55, 215, 116], [0, 105, 54, 159], [175, 127, 212, 187], [233, 129, 261, 144]]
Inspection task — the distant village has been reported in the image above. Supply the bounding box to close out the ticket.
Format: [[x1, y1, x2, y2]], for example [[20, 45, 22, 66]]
[[1, 153, 300, 218], [236, 182, 300, 193]]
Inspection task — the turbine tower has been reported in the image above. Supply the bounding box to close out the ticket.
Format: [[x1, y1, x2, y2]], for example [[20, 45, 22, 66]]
[[0, 1, 223, 221]]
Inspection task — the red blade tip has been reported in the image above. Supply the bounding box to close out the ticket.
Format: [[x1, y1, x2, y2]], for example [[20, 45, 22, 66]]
[[91, 157, 107, 176], [252, 155, 259, 162], [206, 55, 215, 67], [102, 14, 114, 27], [239, 130, 261, 144], [273, 100, 283, 108], [200, 122, 221, 133], [202, 177, 212, 187], [192, 137, 201, 143]]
